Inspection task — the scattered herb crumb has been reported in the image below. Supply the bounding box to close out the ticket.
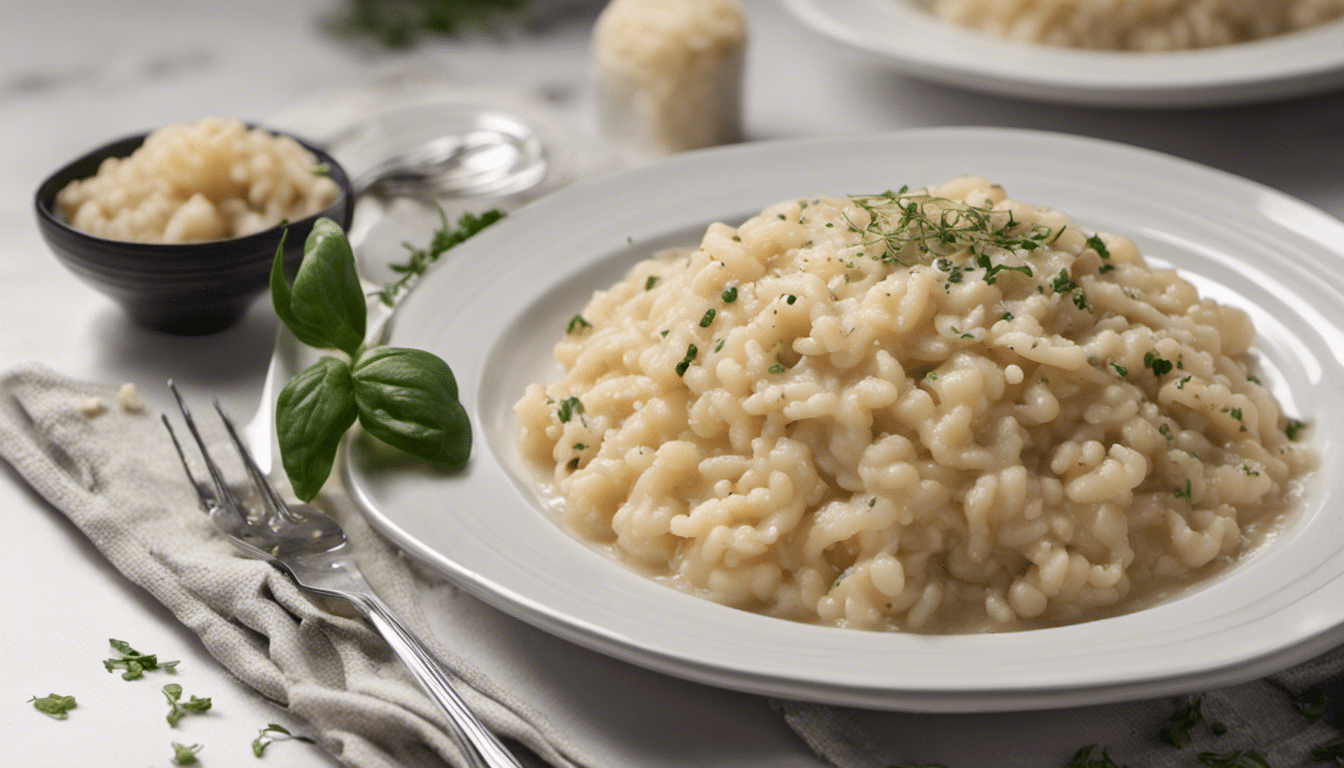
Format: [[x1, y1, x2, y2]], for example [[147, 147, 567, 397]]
[[103, 638, 179, 680], [163, 683, 212, 726], [644, 276, 658, 290], [253, 723, 313, 758], [172, 742, 204, 765], [700, 309, 716, 327], [566, 314, 591, 334], [676, 344, 698, 376], [1174, 479, 1193, 503], [768, 363, 785, 374], [557, 397, 583, 424], [29, 693, 76, 719], [1285, 418, 1307, 441], [1110, 362, 1128, 377], [722, 286, 738, 303]]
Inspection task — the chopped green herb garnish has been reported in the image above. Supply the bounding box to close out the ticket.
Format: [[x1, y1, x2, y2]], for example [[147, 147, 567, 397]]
[[785, 294, 797, 305], [1144, 352, 1173, 376], [1050, 268, 1075, 294], [645, 276, 659, 290], [1292, 686, 1326, 722], [714, 338, 725, 353], [1159, 423, 1174, 442], [1177, 376, 1192, 390], [253, 723, 295, 757], [567, 314, 592, 334], [1194, 749, 1269, 767], [722, 287, 738, 303], [1098, 263, 1115, 273], [557, 397, 583, 424], [1001, 312, 1014, 321], [171, 742, 203, 765], [1067, 745, 1128, 768], [1241, 465, 1260, 476], [312, 161, 331, 177], [1086, 234, 1111, 259], [768, 363, 785, 373], [1159, 696, 1207, 748], [29, 693, 76, 719], [163, 683, 212, 726], [566, 457, 579, 471], [1174, 479, 1193, 503], [1285, 418, 1307, 441], [676, 344, 698, 376], [1110, 362, 1128, 377], [700, 309, 716, 327], [573, 443, 586, 451], [103, 639, 179, 680], [1229, 407, 1243, 422], [1311, 737, 1344, 762]]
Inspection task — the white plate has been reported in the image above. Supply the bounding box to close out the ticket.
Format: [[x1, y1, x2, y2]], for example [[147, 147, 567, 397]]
[[780, 0, 1344, 107], [343, 127, 1344, 712]]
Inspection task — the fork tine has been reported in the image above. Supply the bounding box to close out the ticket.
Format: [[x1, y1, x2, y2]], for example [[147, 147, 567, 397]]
[[167, 380, 242, 513], [161, 414, 213, 513], [211, 398, 294, 522]]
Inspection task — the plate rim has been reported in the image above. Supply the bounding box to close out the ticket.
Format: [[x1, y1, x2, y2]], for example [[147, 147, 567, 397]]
[[779, 0, 1344, 107], [344, 126, 1344, 711]]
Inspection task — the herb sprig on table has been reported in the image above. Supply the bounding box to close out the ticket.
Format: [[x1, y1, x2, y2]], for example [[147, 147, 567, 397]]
[[271, 212, 501, 500], [333, 0, 532, 48]]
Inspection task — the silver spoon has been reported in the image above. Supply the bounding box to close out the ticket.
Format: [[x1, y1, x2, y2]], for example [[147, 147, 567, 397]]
[[349, 112, 547, 199]]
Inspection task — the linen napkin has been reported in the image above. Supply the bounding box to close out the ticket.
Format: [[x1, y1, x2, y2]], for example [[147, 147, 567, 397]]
[[5, 360, 1344, 768], [0, 362, 591, 768]]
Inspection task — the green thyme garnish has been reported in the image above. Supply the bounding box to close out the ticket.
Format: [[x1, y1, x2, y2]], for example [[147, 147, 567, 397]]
[[1159, 423, 1174, 442], [768, 363, 785, 373], [700, 309, 716, 327], [312, 161, 331, 177], [785, 294, 797, 305], [645, 276, 658, 290], [845, 189, 1053, 272], [1110, 362, 1128, 377], [29, 693, 76, 719], [378, 208, 504, 307], [567, 314, 592, 334], [1159, 696, 1223, 748], [722, 286, 738, 303]]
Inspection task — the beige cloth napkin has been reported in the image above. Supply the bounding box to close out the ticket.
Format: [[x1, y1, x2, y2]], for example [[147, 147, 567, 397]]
[[0, 362, 593, 768], [6, 360, 1344, 768]]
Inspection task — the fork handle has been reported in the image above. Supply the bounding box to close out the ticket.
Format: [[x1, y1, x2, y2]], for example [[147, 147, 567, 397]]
[[350, 592, 525, 768]]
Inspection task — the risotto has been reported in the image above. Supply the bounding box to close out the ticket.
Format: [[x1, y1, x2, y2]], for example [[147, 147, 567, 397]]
[[917, 0, 1344, 50], [57, 117, 339, 244], [515, 177, 1312, 633]]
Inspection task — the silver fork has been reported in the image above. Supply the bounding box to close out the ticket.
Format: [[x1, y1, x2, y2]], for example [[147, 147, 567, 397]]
[[162, 382, 523, 768]]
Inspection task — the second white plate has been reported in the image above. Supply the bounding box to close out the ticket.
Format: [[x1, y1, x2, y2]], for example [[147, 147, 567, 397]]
[[344, 128, 1344, 711], [780, 0, 1344, 107]]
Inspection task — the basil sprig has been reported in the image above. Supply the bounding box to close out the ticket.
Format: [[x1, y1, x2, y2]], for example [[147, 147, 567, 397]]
[[270, 217, 476, 500]]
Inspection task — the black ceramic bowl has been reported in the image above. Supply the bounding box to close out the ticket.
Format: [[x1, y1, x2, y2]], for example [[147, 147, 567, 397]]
[[35, 128, 354, 335]]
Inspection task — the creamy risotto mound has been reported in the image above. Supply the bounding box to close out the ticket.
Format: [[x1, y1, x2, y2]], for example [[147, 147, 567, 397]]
[[57, 117, 339, 244], [515, 177, 1312, 633], [919, 0, 1344, 50]]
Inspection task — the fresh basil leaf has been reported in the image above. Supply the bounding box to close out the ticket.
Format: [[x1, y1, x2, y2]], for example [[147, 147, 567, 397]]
[[351, 347, 471, 467], [271, 218, 367, 357], [276, 356, 358, 501]]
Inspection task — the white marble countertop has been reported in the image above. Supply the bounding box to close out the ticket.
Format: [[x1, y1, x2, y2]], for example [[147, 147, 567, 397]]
[[4, 1, 1344, 765]]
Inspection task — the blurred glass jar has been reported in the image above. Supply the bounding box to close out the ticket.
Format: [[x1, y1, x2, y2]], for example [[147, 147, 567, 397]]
[[593, 0, 746, 162]]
